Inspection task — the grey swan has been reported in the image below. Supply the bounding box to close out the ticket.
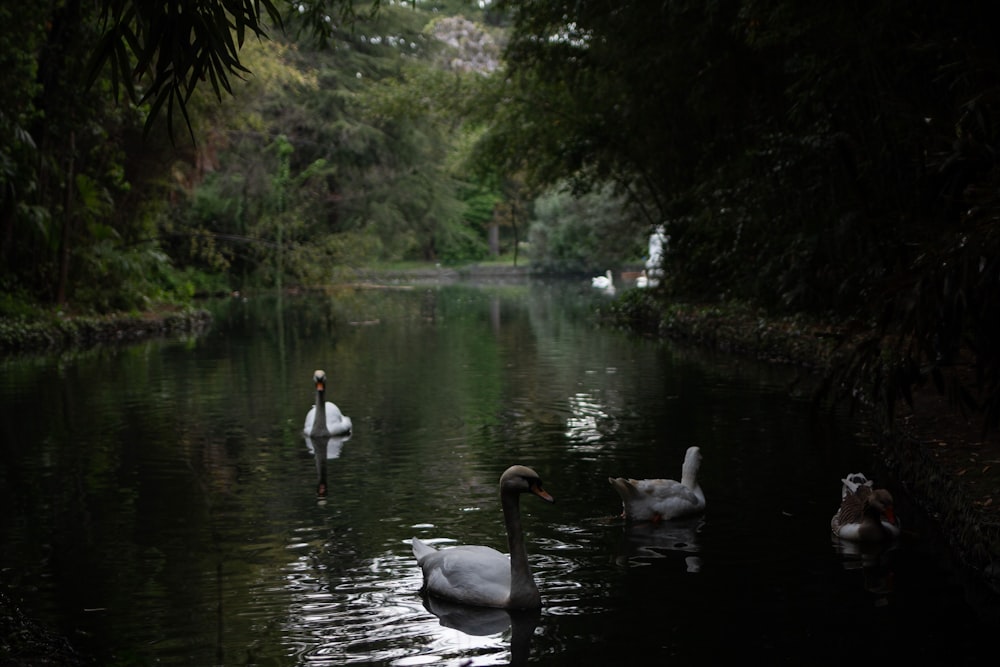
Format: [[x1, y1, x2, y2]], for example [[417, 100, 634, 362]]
[[412, 465, 555, 609]]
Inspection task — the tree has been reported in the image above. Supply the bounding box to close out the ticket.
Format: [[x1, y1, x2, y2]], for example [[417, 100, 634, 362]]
[[0, 0, 175, 312], [165, 2, 505, 285], [88, 0, 268, 140], [484, 0, 1000, 430], [0, 5, 46, 272], [86, 2, 417, 140], [529, 183, 643, 273]]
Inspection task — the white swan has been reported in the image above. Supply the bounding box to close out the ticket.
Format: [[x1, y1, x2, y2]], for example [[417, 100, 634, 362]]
[[591, 270, 613, 289], [412, 465, 555, 610], [609, 446, 705, 523], [303, 369, 353, 437], [830, 472, 901, 542]]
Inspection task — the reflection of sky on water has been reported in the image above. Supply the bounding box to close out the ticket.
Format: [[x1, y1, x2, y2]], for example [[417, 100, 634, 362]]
[[565, 389, 617, 448], [279, 538, 517, 666], [276, 527, 601, 665]]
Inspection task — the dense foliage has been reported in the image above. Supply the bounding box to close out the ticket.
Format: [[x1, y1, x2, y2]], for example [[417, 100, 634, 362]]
[[1, 1, 513, 314], [481, 0, 1000, 429], [529, 183, 644, 273]]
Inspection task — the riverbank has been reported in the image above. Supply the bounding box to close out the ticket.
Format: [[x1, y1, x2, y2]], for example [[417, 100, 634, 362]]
[[604, 292, 1000, 593], [0, 307, 213, 356], [0, 590, 88, 666]]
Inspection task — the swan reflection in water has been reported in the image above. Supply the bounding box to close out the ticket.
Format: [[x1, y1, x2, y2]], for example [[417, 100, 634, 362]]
[[420, 594, 541, 666], [304, 434, 350, 499], [614, 517, 704, 573]]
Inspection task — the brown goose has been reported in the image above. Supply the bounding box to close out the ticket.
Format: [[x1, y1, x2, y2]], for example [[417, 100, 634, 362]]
[[831, 483, 900, 542]]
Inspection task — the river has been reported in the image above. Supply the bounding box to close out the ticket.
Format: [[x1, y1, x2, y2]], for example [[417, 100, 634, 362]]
[[0, 279, 996, 665]]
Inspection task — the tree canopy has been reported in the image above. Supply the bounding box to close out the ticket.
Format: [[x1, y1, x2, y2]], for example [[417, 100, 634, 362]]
[[1, 1, 507, 312], [468, 0, 1000, 429]]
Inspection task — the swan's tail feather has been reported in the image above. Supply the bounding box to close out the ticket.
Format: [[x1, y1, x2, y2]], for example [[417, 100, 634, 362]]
[[411, 537, 435, 560], [608, 477, 639, 501]]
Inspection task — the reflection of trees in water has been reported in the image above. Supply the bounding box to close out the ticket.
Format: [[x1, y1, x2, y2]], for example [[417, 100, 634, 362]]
[[614, 518, 704, 573]]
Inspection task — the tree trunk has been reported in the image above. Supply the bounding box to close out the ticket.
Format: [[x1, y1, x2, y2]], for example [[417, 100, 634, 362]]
[[510, 204, 519, 267], [488, 221, 499, 256], [56, 132, 75, 305], [0, 185, 13, 266]]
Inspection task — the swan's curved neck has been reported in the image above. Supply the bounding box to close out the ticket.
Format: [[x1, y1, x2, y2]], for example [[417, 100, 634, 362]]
[[681, 459, 699, 489], [501, 491, 540, 609], [312, 388, 327, 435]]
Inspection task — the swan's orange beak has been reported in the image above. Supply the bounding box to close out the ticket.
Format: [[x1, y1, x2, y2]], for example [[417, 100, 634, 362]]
[[316, 380, 325, 392], [531, 484, 555, 503]]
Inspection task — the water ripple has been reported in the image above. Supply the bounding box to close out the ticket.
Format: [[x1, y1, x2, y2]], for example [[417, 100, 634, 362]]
[[276, 547, 524, 666]]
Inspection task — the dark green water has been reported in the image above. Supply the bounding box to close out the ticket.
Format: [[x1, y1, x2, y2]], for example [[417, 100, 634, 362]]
[[1, 280, 995, 665]]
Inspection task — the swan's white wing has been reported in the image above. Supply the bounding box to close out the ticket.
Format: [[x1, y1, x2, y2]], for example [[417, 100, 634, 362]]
[[611, 477, 704, 521], [413, 541, 511, 608], [325, 402, 353, 435], [305, 402, 352, 436], [303, 406, 317, 434], [632, 478, 686, 497], [643, 480, 704, 519]]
